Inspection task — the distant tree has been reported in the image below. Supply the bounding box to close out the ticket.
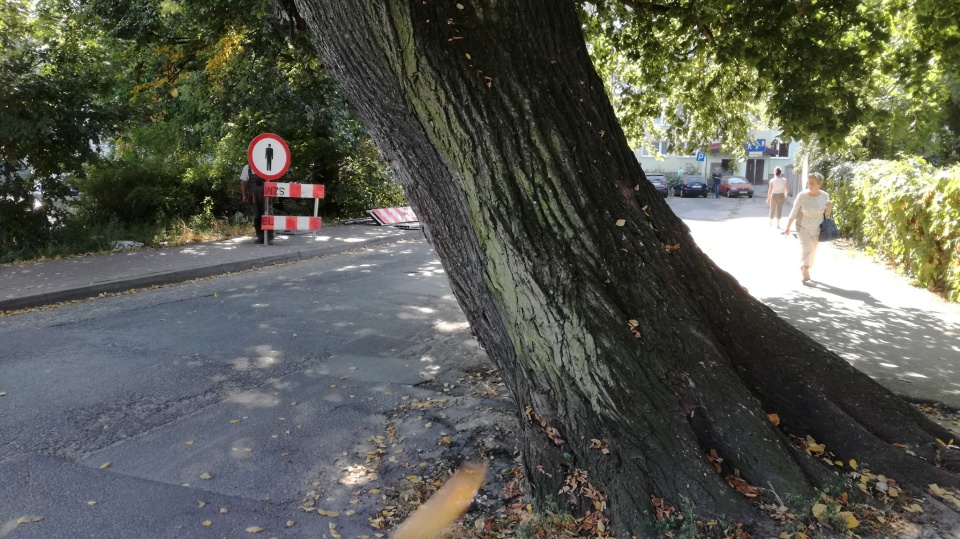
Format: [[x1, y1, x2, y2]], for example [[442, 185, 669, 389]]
[[85, 0, 404, 218], [585, 0, 960, 162], [0, 0, 117, 258]]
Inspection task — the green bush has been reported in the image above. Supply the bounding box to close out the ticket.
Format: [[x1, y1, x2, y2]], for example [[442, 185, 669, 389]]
[[829, 158, 960, 301], [79, 158, 191, 223], [329, 144, 407, 218]]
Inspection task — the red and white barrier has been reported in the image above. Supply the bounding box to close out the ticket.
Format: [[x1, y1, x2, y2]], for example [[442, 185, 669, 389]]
[[368, 206, 418, 225], [261, 216, 322, 231], [264, 182, 325, 199]]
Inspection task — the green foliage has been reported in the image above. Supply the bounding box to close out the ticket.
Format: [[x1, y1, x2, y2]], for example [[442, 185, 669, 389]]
[[0, 0, 120, 259], [1, 0, 405, 263], [583, 0, 960, 162], [332, 144, 407, 218], [85, 0, 404, 221], [79, 157, 190, 223], [829, 158, 960, 301]]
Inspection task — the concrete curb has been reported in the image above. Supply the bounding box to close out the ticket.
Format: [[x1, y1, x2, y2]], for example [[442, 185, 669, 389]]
[[0, 234, 413, 313]]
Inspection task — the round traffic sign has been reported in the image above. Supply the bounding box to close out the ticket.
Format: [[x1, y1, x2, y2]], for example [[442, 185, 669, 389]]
[[247, 133, 290, 180]]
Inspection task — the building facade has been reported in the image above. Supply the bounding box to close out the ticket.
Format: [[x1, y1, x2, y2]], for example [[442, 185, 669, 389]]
[[633, 129, 800, 187]]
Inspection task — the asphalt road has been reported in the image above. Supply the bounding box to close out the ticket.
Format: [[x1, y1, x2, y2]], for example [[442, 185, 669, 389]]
[[2, 193, 958, 538], [0, 238, 502, 538]]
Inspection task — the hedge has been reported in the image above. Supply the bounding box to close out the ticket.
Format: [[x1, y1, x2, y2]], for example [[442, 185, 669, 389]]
[[828, 158, 960, 302]]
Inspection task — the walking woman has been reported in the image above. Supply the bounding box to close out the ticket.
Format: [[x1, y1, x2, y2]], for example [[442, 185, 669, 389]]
[[782, 173, 832, 283], [766, 166, 789, 227]]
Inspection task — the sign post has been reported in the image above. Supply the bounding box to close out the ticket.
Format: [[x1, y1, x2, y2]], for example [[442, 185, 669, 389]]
[[248, 134, 292, 245]]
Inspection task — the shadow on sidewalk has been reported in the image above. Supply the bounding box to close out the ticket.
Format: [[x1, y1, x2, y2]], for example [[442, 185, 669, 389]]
[[764, 283, 960, 409]]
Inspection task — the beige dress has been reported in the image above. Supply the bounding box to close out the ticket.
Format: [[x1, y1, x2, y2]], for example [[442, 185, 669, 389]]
[[788, 190, 830, 267]]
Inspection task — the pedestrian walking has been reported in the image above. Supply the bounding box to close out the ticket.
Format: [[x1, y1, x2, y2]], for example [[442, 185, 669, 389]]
[[767, 167, 789, 228], [712, 171, 722, 198], [782, 173, 832, 283], [240, 163, 273, 244]]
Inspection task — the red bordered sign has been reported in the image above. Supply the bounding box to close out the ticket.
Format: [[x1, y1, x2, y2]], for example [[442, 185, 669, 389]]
[[247, 133, 291, 180]]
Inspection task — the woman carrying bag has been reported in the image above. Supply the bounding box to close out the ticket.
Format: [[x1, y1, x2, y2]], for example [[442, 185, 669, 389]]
[[782, 173, 833, 283]]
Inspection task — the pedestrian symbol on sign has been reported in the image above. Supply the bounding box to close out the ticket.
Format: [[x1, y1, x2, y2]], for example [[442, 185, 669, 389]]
[[247, 134, 290, 180]]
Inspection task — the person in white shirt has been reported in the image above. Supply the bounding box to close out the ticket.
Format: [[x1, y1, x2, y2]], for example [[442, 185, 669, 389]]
[[782, 173, 832, 283], [766, 166, 789, 228]]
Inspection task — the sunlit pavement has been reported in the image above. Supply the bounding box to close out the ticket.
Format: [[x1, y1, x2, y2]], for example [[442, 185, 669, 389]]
[[670, 194, 960, 409]]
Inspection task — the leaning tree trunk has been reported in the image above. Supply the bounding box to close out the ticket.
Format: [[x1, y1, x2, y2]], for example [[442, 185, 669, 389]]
[[292, 1, 959, 535]]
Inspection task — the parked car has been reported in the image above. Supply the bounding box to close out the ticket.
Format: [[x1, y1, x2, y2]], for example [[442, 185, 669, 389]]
[[719, 176, 755, 198], [646, 174, 669, 197], [673, 176, 708, 198]]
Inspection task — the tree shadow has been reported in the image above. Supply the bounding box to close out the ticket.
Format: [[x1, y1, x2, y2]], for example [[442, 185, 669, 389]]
[[764, 285, 960, 409]]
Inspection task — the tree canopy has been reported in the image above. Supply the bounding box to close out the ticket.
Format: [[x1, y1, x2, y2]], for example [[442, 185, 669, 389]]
[[584, 0, 960, 161]]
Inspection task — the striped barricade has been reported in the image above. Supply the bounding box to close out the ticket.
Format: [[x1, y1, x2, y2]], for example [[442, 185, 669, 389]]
[[367, 206, 418, 226], [264, 182, 325, 199], [261, 216, 322, 231], [262, 181, 325, 235]]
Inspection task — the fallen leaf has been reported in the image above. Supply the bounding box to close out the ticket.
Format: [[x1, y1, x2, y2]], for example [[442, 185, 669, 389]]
[[16, 516, 44, 525], [230, 419, 241, 424], [286, 520, 296, 527], [390, 461, 488, 539], [767, 413, 780, 426], [849, 459, 858, 470], [838, 511, 859, 529], [202, 520, 212, 527], [318, 510, 339, 517], [245, 526, 264, 533], [185, 440, 194, 446], [811, 503, 827, 520], [219, 507, 229, 514], [200, 472, 213, 480], [725, 475, 761, 497], [99, 462, 111, 470], [904, 503, 924, 513], [615, 219, 626, 227], [198, 501, 207, 508]]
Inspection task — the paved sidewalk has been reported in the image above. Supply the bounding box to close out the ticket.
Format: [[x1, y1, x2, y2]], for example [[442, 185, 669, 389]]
[[0, 225, 418, 313], [682, 195, 960, 410]]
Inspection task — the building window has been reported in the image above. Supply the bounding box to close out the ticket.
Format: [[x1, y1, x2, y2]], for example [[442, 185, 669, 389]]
[[639, 140, 670, 157], [778, 142, 789, 157]]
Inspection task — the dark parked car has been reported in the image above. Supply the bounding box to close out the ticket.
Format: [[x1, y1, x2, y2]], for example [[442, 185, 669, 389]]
[[719, 176, 754, 198], [673, 176, 708, 198], [646, 174, 668, 197]]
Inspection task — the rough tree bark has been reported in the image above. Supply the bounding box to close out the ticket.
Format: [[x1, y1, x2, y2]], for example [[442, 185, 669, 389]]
[[290, 1, 959, 535]]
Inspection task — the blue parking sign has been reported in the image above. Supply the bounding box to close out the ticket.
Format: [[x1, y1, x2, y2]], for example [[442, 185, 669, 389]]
[[695, 151, 706, 162]]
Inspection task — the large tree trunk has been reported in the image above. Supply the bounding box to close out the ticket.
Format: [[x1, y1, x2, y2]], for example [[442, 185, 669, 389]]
[[292, 1, 959, 534]]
